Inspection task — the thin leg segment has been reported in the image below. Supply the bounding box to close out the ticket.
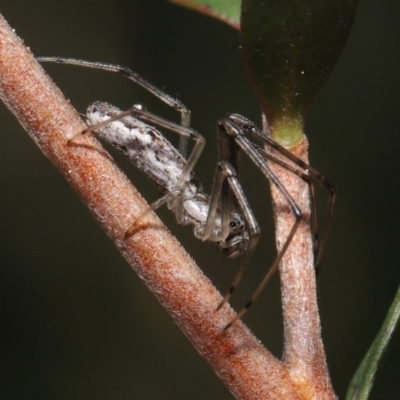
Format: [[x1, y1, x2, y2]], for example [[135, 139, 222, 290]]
[[37, 56, 191, 157], [217, 117, 303, 329], [254, 131, 335, 267], [228, 114, 336, 268]]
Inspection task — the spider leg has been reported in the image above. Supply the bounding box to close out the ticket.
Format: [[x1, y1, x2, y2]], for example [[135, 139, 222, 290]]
[[124, 190, 181, 238], [219, 116, 303, 329], [37, 56, 191, 157], [215, 160, 260, 311], [247, 123, 336, 267], [254, 146, 319, 264]]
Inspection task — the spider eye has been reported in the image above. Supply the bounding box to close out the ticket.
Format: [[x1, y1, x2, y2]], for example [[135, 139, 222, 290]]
[[244, 122, 255, 131], [229, 216, 245, 233]]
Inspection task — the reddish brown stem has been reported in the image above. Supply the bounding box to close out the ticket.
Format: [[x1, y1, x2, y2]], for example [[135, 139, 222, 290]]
[[0, 13, 335, 399], [266, 115, 336, 399]]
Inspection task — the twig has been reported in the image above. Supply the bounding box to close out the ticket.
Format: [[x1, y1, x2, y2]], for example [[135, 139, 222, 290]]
[[265, 114, 336, 398], [0, 13, 335, 399]]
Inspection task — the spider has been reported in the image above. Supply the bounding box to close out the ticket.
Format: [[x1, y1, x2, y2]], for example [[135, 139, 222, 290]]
[[38, 56, 336, 329]]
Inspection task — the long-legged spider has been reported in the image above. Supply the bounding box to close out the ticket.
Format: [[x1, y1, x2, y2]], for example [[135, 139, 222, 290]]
[[38, 57, 336, 329]]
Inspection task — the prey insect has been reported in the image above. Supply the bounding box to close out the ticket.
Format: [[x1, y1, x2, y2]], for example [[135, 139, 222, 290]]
[[38, 56, 336, 329]]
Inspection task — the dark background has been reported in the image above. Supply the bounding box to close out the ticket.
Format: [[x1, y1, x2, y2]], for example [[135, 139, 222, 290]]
[[0, 1, 399, 399]]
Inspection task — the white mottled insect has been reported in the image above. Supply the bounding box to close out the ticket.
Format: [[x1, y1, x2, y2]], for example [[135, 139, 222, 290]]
[[38, 57, 336, 329]]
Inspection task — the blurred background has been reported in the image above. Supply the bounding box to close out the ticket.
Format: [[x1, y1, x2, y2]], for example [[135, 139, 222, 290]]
[[0, 1, 399, 398]]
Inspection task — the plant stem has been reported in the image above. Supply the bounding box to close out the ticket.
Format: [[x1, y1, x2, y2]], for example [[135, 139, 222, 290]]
[[267, 131, 335, 399], [346, 285, 400, 400], [0, 13, 335, 399]]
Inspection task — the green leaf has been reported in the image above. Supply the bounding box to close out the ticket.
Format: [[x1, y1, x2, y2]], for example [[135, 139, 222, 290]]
[[346, 285, 400, 400], [170, 0, 241, 29], [240, 0, 359, 147]]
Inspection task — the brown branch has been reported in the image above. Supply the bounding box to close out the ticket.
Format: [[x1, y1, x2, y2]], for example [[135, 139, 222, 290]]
[[0, 13, 335, 399], [266, 128, 336, 399]]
